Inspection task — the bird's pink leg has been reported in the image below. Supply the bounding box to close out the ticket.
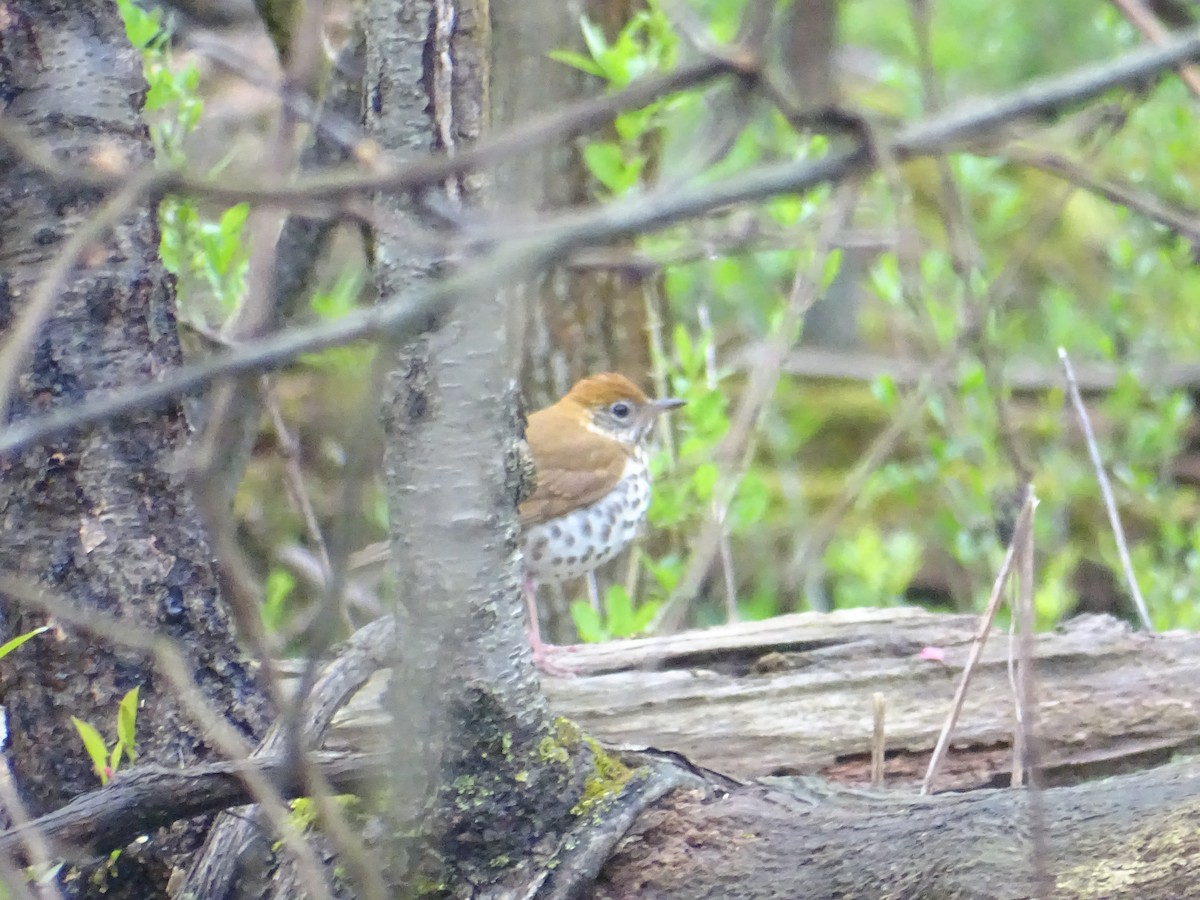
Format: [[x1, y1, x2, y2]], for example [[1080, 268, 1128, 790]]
[[522, 574, 579, 676]]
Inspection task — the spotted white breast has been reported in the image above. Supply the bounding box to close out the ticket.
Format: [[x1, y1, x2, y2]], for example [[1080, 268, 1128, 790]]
[[522, 454, 651, 585]]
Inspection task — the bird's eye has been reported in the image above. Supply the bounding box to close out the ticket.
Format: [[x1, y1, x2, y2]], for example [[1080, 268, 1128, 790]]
[[610, 401, 632, 419]]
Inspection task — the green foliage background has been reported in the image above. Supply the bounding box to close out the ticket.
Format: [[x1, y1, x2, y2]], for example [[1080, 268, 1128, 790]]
[[122, 0, 1200, 643], [568, 0, 1200, 634]]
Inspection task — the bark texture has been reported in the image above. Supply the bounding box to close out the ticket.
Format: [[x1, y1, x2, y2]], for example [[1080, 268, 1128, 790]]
[[364, 0, 600, 891], [543, 609, 1200, 788], [493, 0, 655, 407], [0, 1, 270, 893], [593, 760, 1200, 899]]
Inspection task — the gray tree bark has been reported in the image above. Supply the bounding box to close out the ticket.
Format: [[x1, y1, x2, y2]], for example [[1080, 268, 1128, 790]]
[[363, 0, 606, 891], [593, 759, 1200, 899], [0, 1, 271, 895], [494, 0, 656, 408]]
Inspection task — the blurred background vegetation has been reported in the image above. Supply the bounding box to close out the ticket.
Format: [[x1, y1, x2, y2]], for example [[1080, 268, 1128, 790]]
[[123, 0, 1200, 651]]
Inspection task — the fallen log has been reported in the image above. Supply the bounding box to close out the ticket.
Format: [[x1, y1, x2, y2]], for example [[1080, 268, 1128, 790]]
[[332, 608, 1200, 791], [5, 609, 1199, 897]]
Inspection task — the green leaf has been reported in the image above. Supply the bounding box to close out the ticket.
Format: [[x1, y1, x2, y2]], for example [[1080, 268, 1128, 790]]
[[570, 601, 606, 643], [820, 248, 843, 291], [871, 374, 899, 408], [582, 143, 643, 194], [673, 324, 696, 374], [0, 625, 49, 661], [729, 472, 770, 531], [579, 17, 609, 68], [311, 268, 365, 319], [262, 568, 296, 633], [691, 462, 719, 501], [72, 717, 110, 785], [117, 687, 139, 762], [629, 600, 661, 635], [642, 553, 683, 593], [548, 49, 604, 77], [115, 0, 163, 48], [219, 202, 250, 237], [604, 585, 634, 634], [583, 142, 626, 191], [613, 107, 653, 143]]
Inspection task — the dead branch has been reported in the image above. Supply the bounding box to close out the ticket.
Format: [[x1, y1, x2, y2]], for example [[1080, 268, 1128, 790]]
[[0, 752, 386, 864]]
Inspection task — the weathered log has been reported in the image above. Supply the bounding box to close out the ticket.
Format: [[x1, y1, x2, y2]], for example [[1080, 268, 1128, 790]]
[[593, 759, 1200, 899], [6, 609, 1198, 898], [331, 609, 1200, 790], [5, 742, 1198, 898]]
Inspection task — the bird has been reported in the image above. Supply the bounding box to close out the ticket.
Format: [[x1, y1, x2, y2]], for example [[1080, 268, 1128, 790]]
[[519, 372, 684, 672]]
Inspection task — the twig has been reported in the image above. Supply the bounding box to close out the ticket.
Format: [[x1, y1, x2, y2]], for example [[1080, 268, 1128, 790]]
[[0, 752, 63, 900], [1007, 596, 1023, 787], [269, 358, 391, 900], [1014, 487, 1049, 892], [182, 615, 396, 899], [1110, 0, 1200, 98], [699, 304, 739, 624], [264, 380, 335, 580], [5, 32, 1200, 458], [0, 54, 735, 208], [1058, 347, 1155, 631], [0, 751, 387, 863], [654, 185, 859, 632], [922, 485, 1034, 794], [870, 693, 886, 788], [1005, 145, 1200, 244], [0, 26, 1198, 214], [276, 544, 382, 619], [785, 342, 960, 587], [909, 0, 1037, 487]]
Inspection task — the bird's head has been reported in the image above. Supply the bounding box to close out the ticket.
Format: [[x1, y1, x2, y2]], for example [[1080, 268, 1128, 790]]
[[562, 372, 685, 447]]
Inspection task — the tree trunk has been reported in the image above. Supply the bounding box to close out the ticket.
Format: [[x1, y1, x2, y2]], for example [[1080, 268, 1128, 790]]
[[493, 0, 656, 407], [0, 1, 271, 894], [363, 1, 604, 891]]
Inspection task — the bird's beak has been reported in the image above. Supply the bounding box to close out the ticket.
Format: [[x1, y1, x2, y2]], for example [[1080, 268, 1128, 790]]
[[654, 397, 686, 415]]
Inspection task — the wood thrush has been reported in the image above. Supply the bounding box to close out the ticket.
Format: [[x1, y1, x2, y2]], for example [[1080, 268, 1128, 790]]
[[520, 372, 684, 671]]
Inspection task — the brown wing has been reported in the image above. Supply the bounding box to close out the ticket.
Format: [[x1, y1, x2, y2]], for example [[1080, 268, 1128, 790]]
[[518, 408, 628, 528]]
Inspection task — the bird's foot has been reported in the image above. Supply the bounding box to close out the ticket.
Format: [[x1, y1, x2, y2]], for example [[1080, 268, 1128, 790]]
[[528, 631, 583, 677]]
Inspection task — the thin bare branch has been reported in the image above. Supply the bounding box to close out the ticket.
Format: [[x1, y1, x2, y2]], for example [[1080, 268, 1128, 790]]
[[1014, 488, 1048, 891], [4, 23, 1199, 211], [1110, 0, 1200, 97], [654, 185, 859, 632], [870, 693, 886, 789], [922, 486, 1034, 794], [184, 615, 396, 897], [0, 54, 735, 208], [1058, 347, 1155, 631], [0, 751, 386, 864], [0, 753, 63, 900], [4, 31, 1200, 458], [1005, 144, 1200, 243]]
